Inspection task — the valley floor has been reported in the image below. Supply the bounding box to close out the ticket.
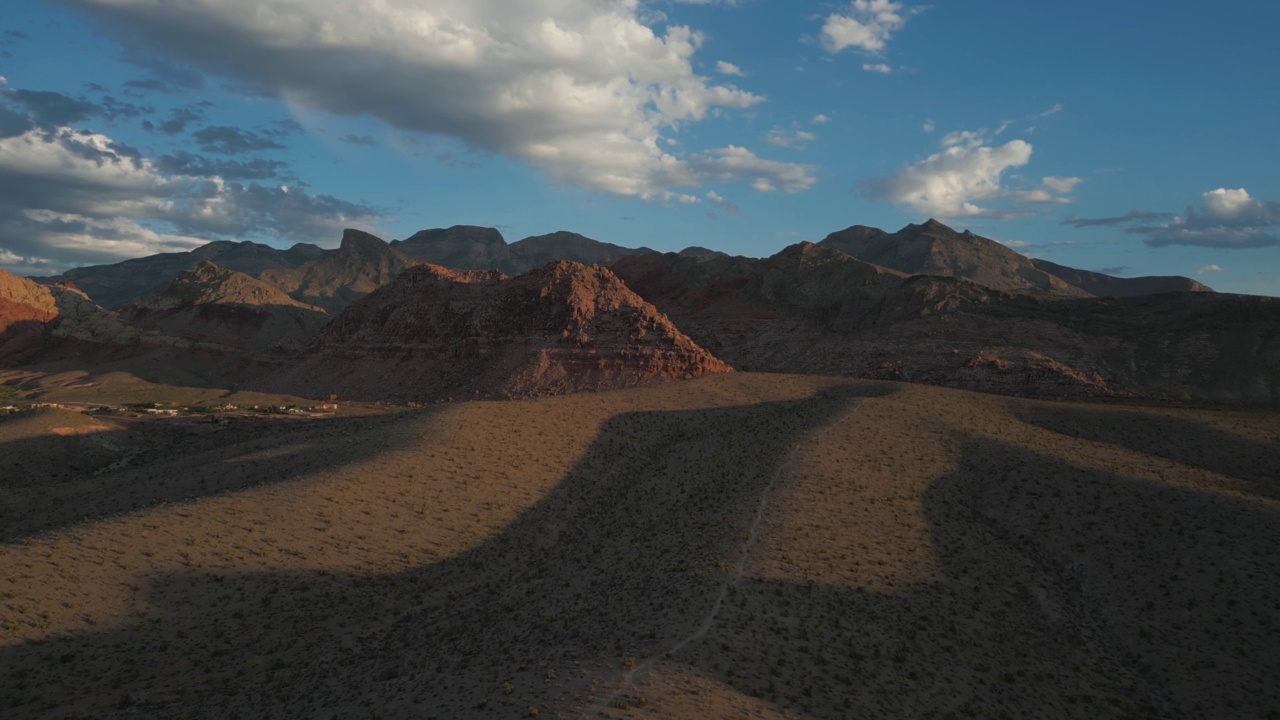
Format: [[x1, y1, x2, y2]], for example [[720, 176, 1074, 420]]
[[0, 374, 1277, 719]]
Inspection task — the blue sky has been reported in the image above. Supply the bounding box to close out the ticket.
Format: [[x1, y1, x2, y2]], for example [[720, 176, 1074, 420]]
[[1, 0, 1278, 295]]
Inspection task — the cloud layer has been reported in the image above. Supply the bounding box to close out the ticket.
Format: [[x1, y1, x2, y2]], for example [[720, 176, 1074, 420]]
[[1066, 188, 1280, 249], [64, 0, 812, 199], [0, 126, 379, 274]]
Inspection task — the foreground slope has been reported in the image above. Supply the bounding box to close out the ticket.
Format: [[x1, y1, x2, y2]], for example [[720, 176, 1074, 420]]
[[267, 260, 730, 401], [0, 375, 1275, 719]]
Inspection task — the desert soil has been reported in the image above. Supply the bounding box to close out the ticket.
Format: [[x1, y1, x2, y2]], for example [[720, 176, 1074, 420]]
[[0, 372, 1276, 719]]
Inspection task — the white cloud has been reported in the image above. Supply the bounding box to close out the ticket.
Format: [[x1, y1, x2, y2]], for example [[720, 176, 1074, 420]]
[[689, 146, 817, 193], [922, 119, 935, 133], [1065, 187, 1280, 249], [765, 127, 817, 149], [1197, 264, 1223, 275], [820, 0, 919, 54], [863, 139, 1078, 218], [64, 0, 810, 199], [940, 129, 986, 149], [812, 114, 830, 124], [862, 63, 893, 74], [0, 126, 381, 271], [716, 60, 746, 76]]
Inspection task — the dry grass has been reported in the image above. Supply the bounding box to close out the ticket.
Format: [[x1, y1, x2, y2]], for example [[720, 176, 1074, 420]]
[[0, 374, 1276, 719]]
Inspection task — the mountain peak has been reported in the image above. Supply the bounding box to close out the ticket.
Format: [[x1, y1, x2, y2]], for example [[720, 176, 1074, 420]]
[[339, 228, 391, 253]]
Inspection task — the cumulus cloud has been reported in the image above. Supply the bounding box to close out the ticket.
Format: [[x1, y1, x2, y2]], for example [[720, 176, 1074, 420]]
[[61, 0, 810, 198], [0, 126, 380, 273], [1067, 188, 1280, 249], [812, 114, 830, 124], [716, 60, 746, 77], [922, 118, 935, 133], [765, 127, 816, 149], [687, 146, 817, 193], [1197, 264, 1223, 275], [821, 0, 919, 54], [862, 138, 1079, 218], [862, 63, 892, 74]]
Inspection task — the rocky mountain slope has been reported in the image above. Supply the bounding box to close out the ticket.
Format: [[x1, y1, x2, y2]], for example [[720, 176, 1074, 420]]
[[610, 245, 1279, 404], [120, 262, 329, 355], [1030, 258, 1215, 297], [392, 226, 652, 275], [267, 260, 730, 401], [258, 229, 421, 314], [44, 240, 325, 310], [1, 269, 141, 362], [819, 219, 1091, 297]]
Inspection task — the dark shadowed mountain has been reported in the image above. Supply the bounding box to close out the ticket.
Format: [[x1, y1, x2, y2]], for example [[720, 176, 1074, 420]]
[[819, 219, 1092, 297], [392, 226, 652, 274], [1030, 258, 1214, 297], [610, 243, 1280, 405], [119, 261, 329, 355], [266, 260, 729, 402], [258, 229, 421, 314], [44, 241, 326, 310]]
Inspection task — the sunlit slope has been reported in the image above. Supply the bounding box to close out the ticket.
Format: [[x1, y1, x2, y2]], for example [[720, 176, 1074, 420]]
[[1, 375, 1276, 719]]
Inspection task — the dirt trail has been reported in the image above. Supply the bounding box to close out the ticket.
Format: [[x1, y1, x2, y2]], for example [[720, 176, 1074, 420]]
[[587, 401, 858, 715]]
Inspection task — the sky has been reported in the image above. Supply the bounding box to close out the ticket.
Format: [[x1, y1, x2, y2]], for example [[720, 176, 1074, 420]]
[[1, 0, 1278, 296]]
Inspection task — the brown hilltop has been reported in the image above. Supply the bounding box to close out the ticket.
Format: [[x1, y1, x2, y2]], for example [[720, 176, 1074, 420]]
[[0, 269, 140, 363], [266, 260, 730, 401], [1030, 257, 1215, 297], [120, 261, 329, 356]]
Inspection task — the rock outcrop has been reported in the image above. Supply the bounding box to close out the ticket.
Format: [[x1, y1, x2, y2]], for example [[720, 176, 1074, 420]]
[[258, 229, 421, 314], [267, 261, 730, 401]]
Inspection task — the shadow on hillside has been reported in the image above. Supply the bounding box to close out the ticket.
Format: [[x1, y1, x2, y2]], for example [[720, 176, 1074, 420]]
[[7, 385, 1274, 719], [1019, 404, 1280, 498], [691, 432, 1280, 719], [0, 409, 428, 542], [0, 385, 876, 718]]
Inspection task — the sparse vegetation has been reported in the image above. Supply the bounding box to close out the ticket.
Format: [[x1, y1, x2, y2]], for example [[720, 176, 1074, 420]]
[[0, 374, 1275, 719]]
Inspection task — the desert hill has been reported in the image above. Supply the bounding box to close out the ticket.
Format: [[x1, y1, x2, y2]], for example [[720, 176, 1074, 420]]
[[820, 219, 1091, 297], [1, 375, 1275, 718], [267, 260, 730, 401], [610, 243, 1280, 404], [44, 240, 325, 310], [257, 229, 421, 314], [119, 261, 329, 355], [392, 225, 653, 275], [1030, 257, 1215, 296]]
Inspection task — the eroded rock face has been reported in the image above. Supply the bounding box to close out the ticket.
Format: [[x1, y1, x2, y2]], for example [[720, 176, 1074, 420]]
[[1, 270, 141, 362], [268, 261, 730, 401]]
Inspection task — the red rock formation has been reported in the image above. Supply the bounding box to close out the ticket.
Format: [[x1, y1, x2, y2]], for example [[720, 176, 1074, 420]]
[[268, 261, 730, 401]]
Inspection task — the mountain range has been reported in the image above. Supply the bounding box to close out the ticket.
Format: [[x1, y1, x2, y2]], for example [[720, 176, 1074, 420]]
[[5, 219, 1276, 405]]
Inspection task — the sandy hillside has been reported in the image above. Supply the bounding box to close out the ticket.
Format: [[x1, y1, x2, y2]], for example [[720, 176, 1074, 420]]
[[0, 374, 1276, 719]]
